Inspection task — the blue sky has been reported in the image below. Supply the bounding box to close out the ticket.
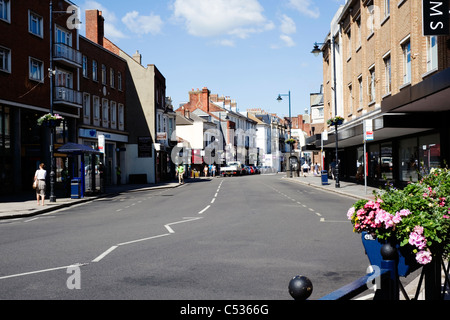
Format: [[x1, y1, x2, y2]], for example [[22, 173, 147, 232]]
[[78, 0, 345, 117]]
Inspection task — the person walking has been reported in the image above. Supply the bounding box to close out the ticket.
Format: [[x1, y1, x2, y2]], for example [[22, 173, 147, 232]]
[[177, 164, 185, 184], [34, 163, 47, 206], [203, 165, 209, 177], [212, 164, 217, 177], [302, 162, 310, 177]]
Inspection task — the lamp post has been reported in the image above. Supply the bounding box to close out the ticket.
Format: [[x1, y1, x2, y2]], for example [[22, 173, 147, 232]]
[[49, 0, 56, 202], [312, 41, 340, 188], [277, 91, 293, 178]]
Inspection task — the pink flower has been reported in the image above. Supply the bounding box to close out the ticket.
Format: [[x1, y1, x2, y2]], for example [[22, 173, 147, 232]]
[[413, 226, 424, 235], [443, 215, 450, 219], [398, 209, 412, 217], [416, 250, 432, 265], [347, 207, 355, 220], [409, 232, 427, 250]]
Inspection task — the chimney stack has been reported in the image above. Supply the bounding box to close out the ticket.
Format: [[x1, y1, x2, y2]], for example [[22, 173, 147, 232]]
[[133, 50, 142, 65], [85, 10, 105, 46]]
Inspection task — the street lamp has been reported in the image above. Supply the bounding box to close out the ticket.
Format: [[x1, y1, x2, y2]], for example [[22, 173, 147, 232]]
[[277, 91, 293, 178], [311, 41, 340, 188]]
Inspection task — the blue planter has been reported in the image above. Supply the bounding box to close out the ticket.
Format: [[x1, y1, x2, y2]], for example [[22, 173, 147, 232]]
[[361, 232, 419, 277]]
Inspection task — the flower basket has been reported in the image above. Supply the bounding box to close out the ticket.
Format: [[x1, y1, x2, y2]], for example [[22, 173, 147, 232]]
[[327, 116, 344, 127], [348, 168, 450, 272], [37, 113, 64, 127], [361, 232, 419, 277]]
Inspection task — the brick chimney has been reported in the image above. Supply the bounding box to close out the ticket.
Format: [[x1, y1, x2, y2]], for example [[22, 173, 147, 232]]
[[132, 50, 142, 65], [85, 10, 104, 46]]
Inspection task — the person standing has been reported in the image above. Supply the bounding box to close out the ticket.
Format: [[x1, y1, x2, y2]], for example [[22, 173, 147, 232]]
[[212, 164, 217, 177], [34, 163, 47, 206], [177, 164, 185, 184], [302, 162, 310, 177], [203, 165, 209, 177]]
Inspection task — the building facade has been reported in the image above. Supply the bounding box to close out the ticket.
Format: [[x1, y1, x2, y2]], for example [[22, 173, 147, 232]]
[[0, 0, 81, 195], [309, 0, 450, 187]]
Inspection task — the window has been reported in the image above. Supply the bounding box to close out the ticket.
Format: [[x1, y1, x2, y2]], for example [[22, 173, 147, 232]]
[[29, 12, 43, 37], [384, 54, 391, 95], [0, 46, 11, 73], [102, 64, 107, 85], [29, 58, 44, 82], [110, 101, 117, 128], [55, 69, 73, 88], [102, 99, 109, 127], [0, 0, 10, 22], [348, 84, 353, 114], [93, 96, 100, 120], [82, 55, 88, 78], [427, 36, 438, 72], [368, 66, 376, 103], [384, 0, 390, 18], [56, 27, 71, 46], [118, 104, 124, 130], [358, 75, 363, 108], [118, 72, 122, 91], [356, 18, 361, 48], [92, 60, 98, 81], [368, 4, 375, 35], [402, 40, 411, 84], [110, 68, 114, 88], [83, 93, 91, 122], [347, 29, 352, 59]]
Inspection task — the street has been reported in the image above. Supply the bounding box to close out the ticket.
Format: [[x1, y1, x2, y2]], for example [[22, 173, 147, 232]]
[[0, 174, 369, 300]]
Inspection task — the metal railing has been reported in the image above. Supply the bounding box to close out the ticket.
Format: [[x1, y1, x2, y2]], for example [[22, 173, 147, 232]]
[[54, 86, 82, 106], [289, 243, 450, 300], [53, 43, 82, 67]]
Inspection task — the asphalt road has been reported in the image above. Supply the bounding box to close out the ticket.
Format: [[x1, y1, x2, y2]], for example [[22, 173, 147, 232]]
[[0, 174, 370, 300]]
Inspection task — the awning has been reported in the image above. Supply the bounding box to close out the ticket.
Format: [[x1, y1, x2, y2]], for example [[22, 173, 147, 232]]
[[57, 143, 102, 155]]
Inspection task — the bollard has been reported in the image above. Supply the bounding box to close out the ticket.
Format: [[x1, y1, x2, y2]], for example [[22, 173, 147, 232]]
[[376, 242, 399, 300], [289, 276, 313, 300]]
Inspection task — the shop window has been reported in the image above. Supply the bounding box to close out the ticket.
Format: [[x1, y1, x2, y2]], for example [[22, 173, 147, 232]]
[[380, 143, 393, 180], [419, 134, 440, 176], [399, 137, 419, 182]]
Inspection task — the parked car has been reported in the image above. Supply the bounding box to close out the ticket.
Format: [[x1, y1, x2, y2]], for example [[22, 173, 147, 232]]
[[220, 162, 246, 177]]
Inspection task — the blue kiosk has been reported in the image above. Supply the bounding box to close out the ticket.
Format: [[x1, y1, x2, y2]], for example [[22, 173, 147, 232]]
[[57, 143, 103, 199]]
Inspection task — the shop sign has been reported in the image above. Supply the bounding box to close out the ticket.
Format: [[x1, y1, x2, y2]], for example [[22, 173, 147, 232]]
[[423, 0, 450, 36]]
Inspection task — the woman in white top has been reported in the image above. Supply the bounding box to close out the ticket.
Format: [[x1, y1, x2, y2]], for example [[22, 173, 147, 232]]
[[34, 163, 47, 206]]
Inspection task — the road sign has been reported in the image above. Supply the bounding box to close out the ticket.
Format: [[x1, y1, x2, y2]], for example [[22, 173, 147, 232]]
[[423, 0, 450, 36], [365, 131, 374, 141]]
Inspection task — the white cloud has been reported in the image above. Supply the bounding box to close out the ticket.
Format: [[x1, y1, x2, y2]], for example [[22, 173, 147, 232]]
[[122, 11, 163, 35], [280, 34, 295, 47], [172, 0, 274, 38], [81, 1, 126, 39], [280, 15, 296, 34], [288, 0, 320, 19]]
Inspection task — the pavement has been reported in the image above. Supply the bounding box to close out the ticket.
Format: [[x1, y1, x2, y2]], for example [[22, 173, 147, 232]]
[[0, 181, 183, 220], [0, 173, 448, 300]]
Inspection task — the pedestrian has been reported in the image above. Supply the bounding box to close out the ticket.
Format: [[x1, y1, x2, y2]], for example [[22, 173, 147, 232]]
[[212, 164, 217, 177], [302, 162, 310, 177], [203, 165, 209, 177], [34, 163, 47, 206], [330, 159, 337, 180], [116, 166, 121, 185], [177, 164, 185, 184]]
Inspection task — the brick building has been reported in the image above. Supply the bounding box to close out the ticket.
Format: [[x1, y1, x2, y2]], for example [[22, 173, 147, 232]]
[[307, 0, 450, 187], [0, 0, 81, 195], [0, 1, 128, 196], [80, 10, 128, 188]]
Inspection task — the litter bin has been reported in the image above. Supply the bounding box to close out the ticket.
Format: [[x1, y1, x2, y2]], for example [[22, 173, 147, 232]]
[[71, 178, 81, 199], [321, 170, 329, 185]]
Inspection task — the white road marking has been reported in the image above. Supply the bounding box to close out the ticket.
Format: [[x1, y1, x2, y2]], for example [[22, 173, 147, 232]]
[[118, 233, 170, 246], [0, 263, 88, 280], [165, 217, 204, 233], [92, 246, 118, 263], [198, 205, 211, 215]]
